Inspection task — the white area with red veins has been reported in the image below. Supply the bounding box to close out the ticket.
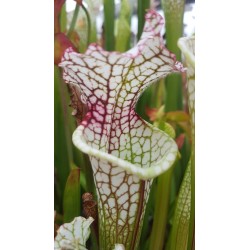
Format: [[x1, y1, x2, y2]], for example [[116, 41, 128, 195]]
[[60, 10, 184, 250], [54, 217, 94, 250], [178, 35, 195, 127]]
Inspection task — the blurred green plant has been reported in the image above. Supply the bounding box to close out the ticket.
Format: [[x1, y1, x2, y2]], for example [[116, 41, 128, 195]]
[[177, 35, 195, 250], [54, 0, 195, 249]]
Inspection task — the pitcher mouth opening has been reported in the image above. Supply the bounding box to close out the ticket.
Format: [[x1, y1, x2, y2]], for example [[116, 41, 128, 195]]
[[72, 124, 178, 180]]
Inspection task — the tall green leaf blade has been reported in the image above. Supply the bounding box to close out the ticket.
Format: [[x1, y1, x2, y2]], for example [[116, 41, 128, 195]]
[[162, 0, 185, 61], [63, 168, 81, 223], [54, 66, 73, 213], [103, 0, 115, 51], [164, 74, 183, 111], [188, 152, 195, 250], [87, 0, 98, 44], [60, 3, 67, 33], [178, 35, 195, 250], [167, 161, 191, 250], [67, 85, 95, 193], [67, 5, 80, 38], [115, 0, 131, 52], [137, 0, 150, 40], [161, 0, 185, 111], [149, 167, 174, 250], [152, 3, 187, 244]]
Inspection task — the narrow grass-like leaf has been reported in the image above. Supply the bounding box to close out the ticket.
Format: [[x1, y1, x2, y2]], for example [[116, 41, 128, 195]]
[[103, 0, 115, 51], [173, 136, 191, 196], [136, 0, 152, 121], [55, 70, 95, 199], [63, 168, 81, 223], [60, 3, 67, 33], [177, 35, 195, 250], [55, 0, 65, 33], [166, 111, 189, 122], [81, 3, 91, 46], [54, 66, 73, 213], [68, 80, 96, 195], [188, 154, 195, 250], [86, 0, 98, 44], [164, 74, 183, 111], [137, 0, 150, 40], [161, 0, 185, 111], [149, 167, 174, 250], [115, 0, 131, 52], [178, 35, 195, 250], [167, 161, 191, 250], [149, 118, 176, 250], [67, 4, 80, 38], [149, 3, 186, 248]]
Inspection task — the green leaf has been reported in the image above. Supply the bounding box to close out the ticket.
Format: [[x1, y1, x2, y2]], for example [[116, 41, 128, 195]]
[[161, 0, 185, 112], [55, 216, 94, 250], [137, 0, 150, 40], [154, 121, 176, 139], [178, 36, 195, 250], [149, 167, 174, 250], [103, 0, 115, 51], [162, 0, 185, 62], [67, 5, 80, 38], [166, 111, 190, 122], [168, 161, 191, 250], [54, 66, 73, 213], [115, 0, 131, 52], [148, 3, 186, 248], [63, 168, 81, 223], [86, 0, 98, 44], [60, 3, 67, 33], [177, 36, 195, 130]]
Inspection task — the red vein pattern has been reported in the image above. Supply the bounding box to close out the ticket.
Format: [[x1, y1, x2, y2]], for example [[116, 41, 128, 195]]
[[54, 216, 94, 249], [60, 10, 184, 250]]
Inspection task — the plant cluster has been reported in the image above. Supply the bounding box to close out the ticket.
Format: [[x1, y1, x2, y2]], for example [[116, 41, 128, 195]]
[[54, 1, 195, 249]]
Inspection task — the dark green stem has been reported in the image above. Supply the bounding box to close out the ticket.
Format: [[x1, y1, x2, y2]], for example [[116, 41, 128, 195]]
[[187, 150, 195, 249], [149, 167, 173, 250], [137, 0, 150, 40], [162, 0, 185, 112], [81, 3, 91, 46], [103, 0, 115, 51], [165, 74, 183, 111], [59, 4, 67, 33], [67, 4, 80, 37], [54, 66, 73, 213], [58, 69, 74, 165], [66, 3, 91, 49]]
